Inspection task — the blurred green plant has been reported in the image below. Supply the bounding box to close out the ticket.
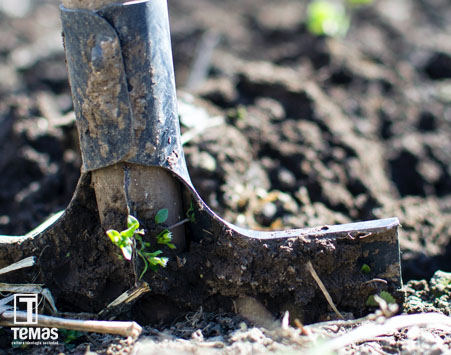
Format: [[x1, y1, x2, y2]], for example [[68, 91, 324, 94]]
[[307, 1, 349, 37], [347, 0, 373, 5], [366, 290, 396, 307], [307, 0, 373, 37], [60, 329, 85, 348], [360, 263, 371, 274]]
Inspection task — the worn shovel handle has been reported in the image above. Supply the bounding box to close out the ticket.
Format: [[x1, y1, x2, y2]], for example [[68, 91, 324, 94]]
[[61, 0, 187, 250]]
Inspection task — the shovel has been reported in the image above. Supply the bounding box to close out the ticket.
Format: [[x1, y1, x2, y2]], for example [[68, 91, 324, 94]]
[[0, 0, 402, 324]]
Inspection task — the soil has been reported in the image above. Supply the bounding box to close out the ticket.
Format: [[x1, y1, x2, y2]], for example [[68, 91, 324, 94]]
[[0, 0, 450, 353]]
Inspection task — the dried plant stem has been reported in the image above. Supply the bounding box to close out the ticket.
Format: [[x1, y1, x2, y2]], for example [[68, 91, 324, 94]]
[[306, 260, 344, 320], [0, 257, 35, 275], [168, 218, 190, 231], [0, 310, 142, 339]]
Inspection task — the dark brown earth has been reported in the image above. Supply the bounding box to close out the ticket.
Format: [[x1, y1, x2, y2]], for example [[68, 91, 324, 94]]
[[0, 0, 450, 353]]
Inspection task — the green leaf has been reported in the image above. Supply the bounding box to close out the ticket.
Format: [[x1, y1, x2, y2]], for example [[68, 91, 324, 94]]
[[127, 215, 140, 229], [366, 291, 396, 307], [107, 229, 132, 259], [149, 256, 168, 268], [155, 209, 169, 224], [159, 257, 169, 267], [157, 230, 172, 245], [366, 294, 377, 307], [361, 264, 371, 274], [144, 250, 163, 258], [122, 217, 140, 238], [379, 291, 396, 304], [307, 0, 350, 37], [106, 230, 121, 245], [60, 329, 84, 344], [121, 227, 135, 239], [121, 245, 133, 261], [186, 202, 196, 223]]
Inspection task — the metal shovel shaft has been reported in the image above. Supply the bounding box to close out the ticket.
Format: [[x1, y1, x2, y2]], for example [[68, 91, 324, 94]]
[[61, 0, 186, 248]]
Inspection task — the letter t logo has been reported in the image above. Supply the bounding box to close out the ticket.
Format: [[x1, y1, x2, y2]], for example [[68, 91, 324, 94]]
[[14, 294, 38, 324]]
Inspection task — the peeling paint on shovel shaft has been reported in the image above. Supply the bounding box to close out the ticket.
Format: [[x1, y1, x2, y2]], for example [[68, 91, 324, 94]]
[[61, 1, 184, 172], [0, 0, 402, 322]]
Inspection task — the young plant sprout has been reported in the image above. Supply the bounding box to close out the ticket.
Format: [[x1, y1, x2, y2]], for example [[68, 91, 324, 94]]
[[306, 0, 373, 37], [307, 0, 350, 37], [361, 263, 371, 274], [106, 212, 175, 280], [366, 291, 396, 307]]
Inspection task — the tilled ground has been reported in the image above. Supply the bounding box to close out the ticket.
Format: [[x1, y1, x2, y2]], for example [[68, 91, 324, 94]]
[[0, 0, 450, 353], [4, 271, 450, 354]]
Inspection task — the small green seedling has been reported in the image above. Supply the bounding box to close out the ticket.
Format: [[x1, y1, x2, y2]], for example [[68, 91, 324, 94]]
[[106, 215, 143, 261], [227, 105, 247, 124], [306, 0, 373, 37], [106, 212, 175, 280], [360, 263, 371, 274], [307, 0, 350, 37], [366, 291, 396, 307], [154, 208, 176, 250], [155, 208, 169, 224], [186, 202, 196, 223], [60, 329, 85, 348]]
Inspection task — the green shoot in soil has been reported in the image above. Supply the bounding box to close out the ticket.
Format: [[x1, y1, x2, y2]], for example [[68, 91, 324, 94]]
[[186, 202, 196, 223], [307, 0, 373, 37], [366, 291, 396, 307], [60, 329, 85, 348], [307, 1, 349, 37], [106, 213, 174, 280], [360, 263, 371, 274]]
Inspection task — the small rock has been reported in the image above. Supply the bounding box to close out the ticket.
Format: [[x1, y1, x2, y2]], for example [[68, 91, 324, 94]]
[[255, 202, 278, 227], [256, 97, 286, 121], [262, 202, 277, 220], [198, 151, 217, 172], [277, 168, 296, 190]]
